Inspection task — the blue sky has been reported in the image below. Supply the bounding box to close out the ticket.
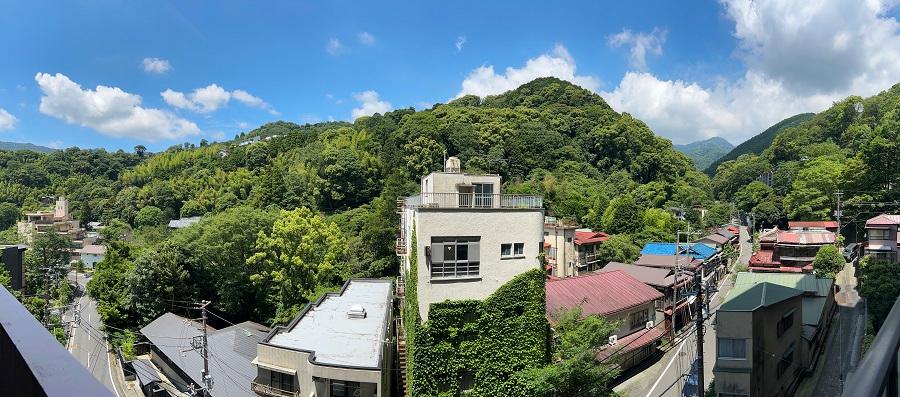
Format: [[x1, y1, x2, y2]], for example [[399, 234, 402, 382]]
[[2, 0, 900, 151]]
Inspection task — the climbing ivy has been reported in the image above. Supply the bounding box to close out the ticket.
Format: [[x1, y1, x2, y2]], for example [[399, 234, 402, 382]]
[[404, 237, 549, 397]]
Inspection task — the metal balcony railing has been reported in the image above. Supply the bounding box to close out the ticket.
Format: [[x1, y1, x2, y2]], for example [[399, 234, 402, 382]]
[[842, 296, 900, 397], [403, 193, 543, 209], [251, 381, 300, 397]]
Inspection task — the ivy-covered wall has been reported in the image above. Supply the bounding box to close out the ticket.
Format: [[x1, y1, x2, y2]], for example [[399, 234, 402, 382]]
[[404, 226, 549, 397]]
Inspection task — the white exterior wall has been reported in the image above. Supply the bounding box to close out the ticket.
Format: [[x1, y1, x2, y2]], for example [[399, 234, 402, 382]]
[[421, 173, 500, 195], [255, 343, 388, 397], [413, 208, 543, 321], [81, 253, 103, 269], [543, 226, 577, 277]]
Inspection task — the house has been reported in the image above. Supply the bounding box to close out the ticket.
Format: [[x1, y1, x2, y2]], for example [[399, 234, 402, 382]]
[[600, 262, 693, 331], [637, 242, 723, 280], [633, 254, 702, 272], [546, 270, 666, 371], [1, 244, 26, 290], [788, 220, 839, 234], [17, 196, 85, 248], [78, 244, 106, 269], [750, 227, 835, 273], [697, 227, 738, 250], [252, 279, 392, 397], [543, 219, 609, 277], [864, 214, 900, 262], [139, 312, 270, 397], [397, 156, 544, 320], [167, 216, 202, 229], [714, 282, 805, 397]]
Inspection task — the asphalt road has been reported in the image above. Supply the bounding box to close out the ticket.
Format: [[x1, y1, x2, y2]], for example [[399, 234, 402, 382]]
[[65, 271, 123, 397], [616, 226, 751, 397]]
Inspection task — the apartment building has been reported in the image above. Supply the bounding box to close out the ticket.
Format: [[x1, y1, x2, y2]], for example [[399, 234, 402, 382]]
[[749, 227, 835, 273], [543, 219, 578, 277], [252, 279, 393, 397], [546, 270, 666, 371], [714, 282, 804, 397], [16, 197, 85, 248], [397, 157, 544, 320], [864, 214, 900, 262]]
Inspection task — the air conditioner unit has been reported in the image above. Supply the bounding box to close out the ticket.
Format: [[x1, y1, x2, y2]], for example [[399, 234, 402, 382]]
[[608, 335, 618, 345], [646, 321, 655, 330]]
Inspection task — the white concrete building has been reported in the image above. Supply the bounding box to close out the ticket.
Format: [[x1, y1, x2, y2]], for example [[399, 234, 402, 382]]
[[398, 157, 544, 320], [78, 244, 106, 269], [252, 279, 393, 397]]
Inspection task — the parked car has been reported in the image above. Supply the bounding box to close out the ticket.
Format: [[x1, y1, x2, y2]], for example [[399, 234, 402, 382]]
[[843, 243, 858, 261]]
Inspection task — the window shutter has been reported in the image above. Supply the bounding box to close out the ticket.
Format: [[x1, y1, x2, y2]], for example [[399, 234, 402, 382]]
[[431, 243, 444, 264], [469, 241, 480, 262]]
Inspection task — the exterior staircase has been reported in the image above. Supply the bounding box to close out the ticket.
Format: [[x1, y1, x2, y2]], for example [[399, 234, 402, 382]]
[[395, 276, 409, 396]]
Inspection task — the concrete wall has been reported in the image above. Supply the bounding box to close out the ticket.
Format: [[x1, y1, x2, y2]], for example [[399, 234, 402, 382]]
[[714, 310, 754, 395], [421, 172, 500, 195], [543, 226, 577, 277], [414, 208, 543, 321]]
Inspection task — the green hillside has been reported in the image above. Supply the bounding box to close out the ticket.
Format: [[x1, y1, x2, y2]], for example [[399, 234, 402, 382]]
[[705, 113, 814, 174], [675, 137, 734, 170], [0, 140, 55, 153]]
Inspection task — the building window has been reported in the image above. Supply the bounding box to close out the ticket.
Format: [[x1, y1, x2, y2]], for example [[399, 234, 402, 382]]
[[269, 370, 295, 392], [473, 183, 494, 208], [501, 243, 525, 259], [514, 243, 524, 256], [717, 338, 747, 359], [501, 243, 512, 257], [544, 231, 549, 236], [777, 342, 796, 378], [869, 228, 891, 240], [431, 237, 480, 278], [777, 309, 795, 337], [330, 380, 360, 397], [630, 309, 649, 330]]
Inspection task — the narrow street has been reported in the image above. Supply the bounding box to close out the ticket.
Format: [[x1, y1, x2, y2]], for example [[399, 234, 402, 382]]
[[65, 271, 125, 397], [615, 226, 751, 397]]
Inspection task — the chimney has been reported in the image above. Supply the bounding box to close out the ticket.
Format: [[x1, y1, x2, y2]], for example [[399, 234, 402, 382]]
[[444, 156, 461, 173]]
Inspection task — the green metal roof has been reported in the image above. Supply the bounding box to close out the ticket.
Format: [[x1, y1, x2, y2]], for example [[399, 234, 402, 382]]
[[720, 282, 803, 312], [728, 272, 834, 327]]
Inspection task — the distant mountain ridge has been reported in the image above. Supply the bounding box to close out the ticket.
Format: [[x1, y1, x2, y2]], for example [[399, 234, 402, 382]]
[[0, 141, 56, 153], [704, 113, 815, 174], [674, 137, 734, 170]]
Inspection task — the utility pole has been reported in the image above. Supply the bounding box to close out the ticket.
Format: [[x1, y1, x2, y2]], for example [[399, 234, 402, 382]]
[[198, 300, 213, 395], [695, 269, 705, 397], [835, 191, 844, 246]]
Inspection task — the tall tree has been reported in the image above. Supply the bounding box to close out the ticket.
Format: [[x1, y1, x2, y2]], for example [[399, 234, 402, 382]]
[[812, 245, 844, 278], [127, 241, 192, 325]]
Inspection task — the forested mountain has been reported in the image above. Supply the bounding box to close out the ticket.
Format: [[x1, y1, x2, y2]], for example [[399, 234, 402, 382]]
[[705, 113, 814, 174], [0, 140, 55, 153], [675, 137, 734, 170], [711, 83, 900, 236], [1, 77, 731, 341]]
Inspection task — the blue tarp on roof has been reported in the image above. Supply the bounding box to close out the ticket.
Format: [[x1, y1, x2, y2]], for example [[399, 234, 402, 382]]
[[641, 242, 718, 261]]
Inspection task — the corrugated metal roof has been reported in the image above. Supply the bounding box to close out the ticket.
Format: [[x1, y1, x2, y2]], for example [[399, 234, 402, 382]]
[[600, 262, 690, 288], [731, 272, 834, 326], [574, 230, 609, 245], [776, 230, 835, 245], [749, 249, 779, 265], [641, 243, 717, 260], [167, 216, 202, 229], [633, 254, 701, 270], [720, 282, 802, 312], [789, 221, 838, 229], [597, 325, 666, 361], [546, 270, 664, 317], [700, 233, 731, 245], [866, 214, 900, 226]]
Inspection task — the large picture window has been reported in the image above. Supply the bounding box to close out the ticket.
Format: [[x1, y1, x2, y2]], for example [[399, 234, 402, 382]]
[[431, 237, 480, 278], [717, 338, 747, 359]]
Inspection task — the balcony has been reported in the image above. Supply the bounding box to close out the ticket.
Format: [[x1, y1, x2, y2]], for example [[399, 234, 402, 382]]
[[842, 296, 900, 397], [403, 192, 543, 210], [251, 381, 300, 397]]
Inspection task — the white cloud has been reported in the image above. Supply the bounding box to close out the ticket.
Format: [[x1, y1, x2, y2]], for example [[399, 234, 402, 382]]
[[358, 32, 375, 45], [456, 44, 600, 98], [162, 84, 277, 115], [607, 28, 667, 70], [47, 140, 64, 149], [0, 108, 17, 130], [600, 1, 900, 144], [141, 57, 172, 74], [237, 121, 249, 129], [326, 38, 343, 55], [210, 131, 226, 140], [351, 90, 392, 119], [455, 36, 467, 52], [35, 72, 200, 141]]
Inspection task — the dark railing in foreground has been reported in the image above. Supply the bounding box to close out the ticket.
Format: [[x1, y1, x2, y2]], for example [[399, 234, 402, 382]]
[[0, 285, 114, 397], [842, 296, 900, 397]]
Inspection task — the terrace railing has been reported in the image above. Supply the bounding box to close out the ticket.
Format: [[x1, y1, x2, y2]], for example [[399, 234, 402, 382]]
[[403, 192, 542, 209], [842, 296, 900, 397]]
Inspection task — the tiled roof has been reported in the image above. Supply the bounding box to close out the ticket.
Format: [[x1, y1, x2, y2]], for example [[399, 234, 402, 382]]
[[597, 325, 666, 361], [574, 230, 609, 245], [601, 262, 690, 288], [546, 270, 664, 317], [789, 220, 838, 229], [866, 214, 900, 227]]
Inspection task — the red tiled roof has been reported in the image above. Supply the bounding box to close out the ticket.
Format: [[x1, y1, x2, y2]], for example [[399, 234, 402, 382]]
[[866, 214, 900, 227], [597, 325, 666, 361], [546, 270, 664, 317], [749, 250, 780, 266], [789, 221, 838, 229], [726, 225, 739, 234], [575, 230, 610, 245], [749, 266, 804, 273]]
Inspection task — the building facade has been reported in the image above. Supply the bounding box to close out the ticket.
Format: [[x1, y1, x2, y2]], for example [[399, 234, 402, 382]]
[[543, 220, 578, 277], [78, 244, 106, 269], [17, 197, 85, 248], [252, 279, 393, 397], [750, 227, 835, 273], [398, 157, 544, 320], [864, 214, 900, 262]]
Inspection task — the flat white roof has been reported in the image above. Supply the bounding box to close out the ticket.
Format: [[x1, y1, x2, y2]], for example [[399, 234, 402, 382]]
[[267, 279, 392, 369]]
